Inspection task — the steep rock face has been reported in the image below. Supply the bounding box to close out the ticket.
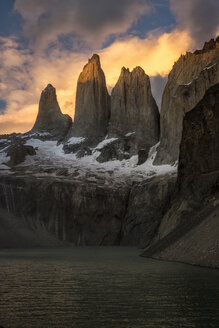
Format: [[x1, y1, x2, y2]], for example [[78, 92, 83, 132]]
[[155, 38, 218, 165], [177, 84, 219, 191], [121, 173, 176, 248], [32, 84, 72, 138], [0, 208, 62, 248], [143, 84, 219, 268], [71, 54, 110, 138], [109, 67, 160, 153], [0, 171, 177, 248], [0, 176, 129, 246]]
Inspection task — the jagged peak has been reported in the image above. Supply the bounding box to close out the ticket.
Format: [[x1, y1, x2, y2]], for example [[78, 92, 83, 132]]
[[170, 37, 218, 74], [88, 54, 100, 66], [120, 66, 146, 77], [80, 54, 102, 78], [40, 84, 57, 104], [121, 67, 130, 75], [42, 83, 56, 93], [194, 37, 218, 55], [132, 66, 146, 75]]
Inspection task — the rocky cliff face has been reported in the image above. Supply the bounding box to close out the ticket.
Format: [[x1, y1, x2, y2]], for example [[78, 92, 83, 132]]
[[109, 67, 159, 153], [143, 84, 219, 268], [121, 173, 176, 247], [32, 84, 72, 138], [0, 171, 176, 248], [154, 38, 218, 165], [0, 176, 129, 246], [70, 54, 110, 138]]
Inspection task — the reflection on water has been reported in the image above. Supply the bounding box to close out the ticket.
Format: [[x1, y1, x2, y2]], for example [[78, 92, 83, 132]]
[[0, 247, 218, 328]]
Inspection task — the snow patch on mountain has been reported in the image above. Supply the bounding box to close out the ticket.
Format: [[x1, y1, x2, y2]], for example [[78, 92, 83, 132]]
[[67, 137, 85, 145], [95, 137, 118, 150]]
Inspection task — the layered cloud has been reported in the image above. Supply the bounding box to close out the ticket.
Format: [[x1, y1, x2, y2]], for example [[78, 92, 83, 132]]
[[14, 0, 150, 49]]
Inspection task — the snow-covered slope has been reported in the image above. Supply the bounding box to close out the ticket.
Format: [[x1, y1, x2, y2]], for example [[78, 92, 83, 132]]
[[0, 135, 177, 184]]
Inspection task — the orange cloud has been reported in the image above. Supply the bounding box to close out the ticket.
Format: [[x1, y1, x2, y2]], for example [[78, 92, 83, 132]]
[[100, 29, 192, 87], [0, 104, 37, 134], [0, 30, 192, 134]]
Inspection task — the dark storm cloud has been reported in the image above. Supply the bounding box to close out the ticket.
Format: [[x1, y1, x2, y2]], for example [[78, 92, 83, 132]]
[[170, 0, 219, 47], [14, 0, 150, 49]]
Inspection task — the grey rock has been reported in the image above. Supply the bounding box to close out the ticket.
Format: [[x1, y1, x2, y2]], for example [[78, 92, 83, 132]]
[[194, 37, 218, 54], [69, 54, 110, 138], [96, 134, 140, 163], [56, 168, 69, 176], [142, 84, 219, 268], [155, 38, 219, 165], [0, 170, 177, 249], [109, 66, 160, 153], [32, 84, 72, 138], [7, 137, 36, 167], [76, 147, 92, 158], [0, 208, 62, 248], [0, 176, 129, 246], [63, 142, 84, 154], [121, 174, 176, 247], [96, 138, 127, 163], [137, 149, 148, 165]]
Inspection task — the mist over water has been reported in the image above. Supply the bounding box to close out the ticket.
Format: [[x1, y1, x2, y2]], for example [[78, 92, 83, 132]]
[[0, 247, 218, 328]]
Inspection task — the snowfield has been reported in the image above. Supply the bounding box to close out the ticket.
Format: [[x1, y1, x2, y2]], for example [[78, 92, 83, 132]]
[[0, 137, 177, 182]]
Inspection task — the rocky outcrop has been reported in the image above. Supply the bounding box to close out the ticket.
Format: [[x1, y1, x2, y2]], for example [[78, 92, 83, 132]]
[[109, 67, 159, 156], [142, 84, 219, 268], [154, 38, 218, 165], [95, 134, 139, 163], [32, 84, 72, 138], [194, 37, 219, 54], [70, 54, 110, 138], [7, 137, 36, 166]]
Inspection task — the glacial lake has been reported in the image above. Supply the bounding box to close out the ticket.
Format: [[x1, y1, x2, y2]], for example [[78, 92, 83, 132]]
[[0, 247, 218, 328]]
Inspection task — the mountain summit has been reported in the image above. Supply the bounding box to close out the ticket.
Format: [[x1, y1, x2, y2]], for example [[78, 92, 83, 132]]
[[32, 84, 72, 138], [109, 66, 160, 149], [72, 54, 110, 138]]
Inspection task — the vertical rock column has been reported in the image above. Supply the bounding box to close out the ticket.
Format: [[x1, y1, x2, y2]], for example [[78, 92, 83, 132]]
[[109, 66, 160, 150], [32, 84, 72, 138], [72, 54, 110, 138]]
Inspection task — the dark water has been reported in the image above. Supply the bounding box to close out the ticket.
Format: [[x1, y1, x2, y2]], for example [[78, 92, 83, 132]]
[[0, 247, 218, 328]]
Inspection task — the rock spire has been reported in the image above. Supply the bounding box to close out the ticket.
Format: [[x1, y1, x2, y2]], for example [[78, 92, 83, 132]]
[[109, 66, 160, 149], [72, 54, 110, 138], [32, 84, 72, 138]]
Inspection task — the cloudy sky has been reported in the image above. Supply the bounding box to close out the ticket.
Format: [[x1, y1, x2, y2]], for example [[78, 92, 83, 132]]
[[0, 0, 218, 133]]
